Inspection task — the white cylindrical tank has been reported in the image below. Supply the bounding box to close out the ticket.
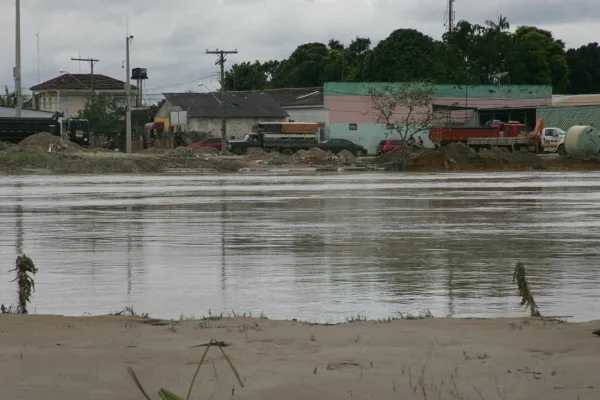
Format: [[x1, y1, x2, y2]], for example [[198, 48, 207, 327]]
[[565, 126, 600, 155]]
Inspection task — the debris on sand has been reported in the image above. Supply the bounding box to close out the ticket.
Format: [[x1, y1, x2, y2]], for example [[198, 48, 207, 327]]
[[17, 132, 84, 153], [0, 141, 12, 151], [245, 148, 291, 165], [337, 150, 360, 166], [291, 148, 339, 165]]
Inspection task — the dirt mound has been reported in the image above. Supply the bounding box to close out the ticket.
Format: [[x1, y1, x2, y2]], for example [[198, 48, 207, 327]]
[[170, 146, 219, 157], [141, 147, 172, 154], [291, 148, 339, 165], [337, 150, 359, 166], [0, 141, 13, 151], [246, 148, 291, 165], [17, 132, 85, 153]]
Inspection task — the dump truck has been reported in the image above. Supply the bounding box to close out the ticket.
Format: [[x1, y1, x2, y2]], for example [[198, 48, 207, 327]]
[[228, 121, 319, 155], [429, 119, 564, 153], [0, 112, 90, 147]]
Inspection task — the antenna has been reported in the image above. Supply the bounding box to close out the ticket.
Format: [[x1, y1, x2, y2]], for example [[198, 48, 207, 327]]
[[448, 0, 455, 33], [36, 30, 40, 83]]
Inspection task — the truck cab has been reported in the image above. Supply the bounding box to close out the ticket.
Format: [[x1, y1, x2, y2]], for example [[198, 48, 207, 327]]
[[228, 133, 264, 155]]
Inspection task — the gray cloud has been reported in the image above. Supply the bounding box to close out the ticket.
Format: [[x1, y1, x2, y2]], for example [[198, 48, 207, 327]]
[[0, 0, 596, 104]]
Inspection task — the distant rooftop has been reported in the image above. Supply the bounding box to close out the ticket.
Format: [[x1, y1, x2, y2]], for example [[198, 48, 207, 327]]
[[31, 74, 137, 91], [552, 94, 600, 106], [162, 92, 289, 119], [265, 87, 324, 107]]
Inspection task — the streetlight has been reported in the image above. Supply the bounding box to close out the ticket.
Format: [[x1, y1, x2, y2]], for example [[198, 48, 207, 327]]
[[59, 69, 90, 90], [196, 83, 221, 104], [125, 34, 133, 154]]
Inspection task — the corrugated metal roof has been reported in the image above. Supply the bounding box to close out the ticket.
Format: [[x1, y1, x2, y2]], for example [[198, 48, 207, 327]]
[[266, 87, 324, 107], [537, 105, 600, 130], [552, 94, 600, 105], [163, 92, 289, 118]]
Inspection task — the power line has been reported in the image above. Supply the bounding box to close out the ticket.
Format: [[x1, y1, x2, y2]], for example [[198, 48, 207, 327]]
[[71, 57, 99, 91]]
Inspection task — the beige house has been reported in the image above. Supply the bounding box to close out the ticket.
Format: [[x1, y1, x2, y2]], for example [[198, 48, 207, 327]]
[[30, 74, 137, 117]]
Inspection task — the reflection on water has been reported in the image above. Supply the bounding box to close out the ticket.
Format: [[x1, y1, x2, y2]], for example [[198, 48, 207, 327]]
[[1, 172, 600, 322]]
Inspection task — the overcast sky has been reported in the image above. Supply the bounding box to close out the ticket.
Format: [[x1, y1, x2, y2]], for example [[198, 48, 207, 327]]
[[0, 0, 597, 104]]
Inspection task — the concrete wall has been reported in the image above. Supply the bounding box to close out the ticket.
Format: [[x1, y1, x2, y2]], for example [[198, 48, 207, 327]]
[[283, 107, 329, 141], [325, 82, 553, 154], [188, 116, 286, 139], [35, 90, 136, 118]]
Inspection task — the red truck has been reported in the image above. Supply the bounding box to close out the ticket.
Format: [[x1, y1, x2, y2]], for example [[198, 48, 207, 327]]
[[428, 121, 538, 152], [429, 121, 527, 145]]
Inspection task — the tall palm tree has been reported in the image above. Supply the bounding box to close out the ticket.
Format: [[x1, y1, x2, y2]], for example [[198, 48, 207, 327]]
[[485, 14, 510, 32]]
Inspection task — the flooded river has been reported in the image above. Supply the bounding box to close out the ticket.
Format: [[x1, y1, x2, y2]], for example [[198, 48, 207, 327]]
[[1, 172, 600, 322]]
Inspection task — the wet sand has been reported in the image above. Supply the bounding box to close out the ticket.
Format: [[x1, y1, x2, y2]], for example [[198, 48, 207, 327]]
[[1, 315, 599, 399]]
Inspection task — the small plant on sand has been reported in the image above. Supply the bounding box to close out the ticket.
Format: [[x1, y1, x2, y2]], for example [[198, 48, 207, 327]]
[[513, 262, 541, 317], [112, 306, 149, 318], [2, 255, 38, 314], [128, 339, 243, 400]]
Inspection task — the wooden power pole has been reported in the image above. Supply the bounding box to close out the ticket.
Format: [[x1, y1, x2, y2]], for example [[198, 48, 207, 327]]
[[71, 57, 99, 92], [206, 49, 238, 154]]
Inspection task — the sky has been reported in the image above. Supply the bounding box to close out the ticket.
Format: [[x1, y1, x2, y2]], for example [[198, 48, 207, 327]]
[[0, 0, 597, 105]]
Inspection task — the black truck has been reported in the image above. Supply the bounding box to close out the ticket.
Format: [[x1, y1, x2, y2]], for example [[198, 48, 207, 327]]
[[227, 122, 319, 155], [0, 113, 90, 146]]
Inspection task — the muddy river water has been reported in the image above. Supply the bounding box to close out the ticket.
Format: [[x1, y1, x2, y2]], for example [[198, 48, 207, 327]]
[[1, 172, 599, 322]]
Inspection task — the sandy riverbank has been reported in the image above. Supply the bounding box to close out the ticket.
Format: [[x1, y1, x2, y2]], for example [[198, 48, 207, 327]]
[[1, 315, 598, 399]]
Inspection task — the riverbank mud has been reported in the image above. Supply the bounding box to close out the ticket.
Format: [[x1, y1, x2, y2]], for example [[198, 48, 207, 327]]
[[2, 134, 600, 174], [0, 315, 598, 399]]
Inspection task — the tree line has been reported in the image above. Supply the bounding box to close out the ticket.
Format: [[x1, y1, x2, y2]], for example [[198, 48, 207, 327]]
[[223, 16, 600, 95]]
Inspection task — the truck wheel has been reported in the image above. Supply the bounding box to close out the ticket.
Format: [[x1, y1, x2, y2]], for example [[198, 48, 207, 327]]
[[281, 148, 295, 156], [232, 148, 244, 156], [557, 144, 566, 156]]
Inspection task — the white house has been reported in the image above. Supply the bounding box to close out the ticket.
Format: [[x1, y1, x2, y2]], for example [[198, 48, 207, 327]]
[[30, 73, 137, 117]]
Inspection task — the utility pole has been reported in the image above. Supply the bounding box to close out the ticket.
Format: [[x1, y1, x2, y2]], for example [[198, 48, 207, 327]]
[[15, 0, 22, 117], [125, 35, 133, 154], [448, 0, 455, 33], [71, 57, 99, 92], [206, 49, 238, 154]]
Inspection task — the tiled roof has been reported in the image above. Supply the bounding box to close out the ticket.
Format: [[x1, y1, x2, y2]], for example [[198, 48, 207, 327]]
[[163, 92, 289, 118], [265, 87, 324, 107], [30, 74, 136, 91]]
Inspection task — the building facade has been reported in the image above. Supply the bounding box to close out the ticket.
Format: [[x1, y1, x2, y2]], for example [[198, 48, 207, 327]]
[[155, 92, 289, 139], [267, 88, 330, 141], [324, 82, 552, 153], [30, 74, 137, 118]]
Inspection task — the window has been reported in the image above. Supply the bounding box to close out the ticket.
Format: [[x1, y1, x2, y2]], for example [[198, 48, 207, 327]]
[[207, 138, 221, 144], [386, 123, 395, 130], [349, 123, 358, 131]]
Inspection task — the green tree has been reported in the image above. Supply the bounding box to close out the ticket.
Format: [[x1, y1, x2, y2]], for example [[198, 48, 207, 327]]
[[512, 26, 569, 93], [273, 42, 331, 87], [223, 61, 268, 91], [0, 85, 16, 107], [367, 82, 438, 169], [566, 43, 600, 94], [363, 29, 445, 82], [79, 94, 123, 133]]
